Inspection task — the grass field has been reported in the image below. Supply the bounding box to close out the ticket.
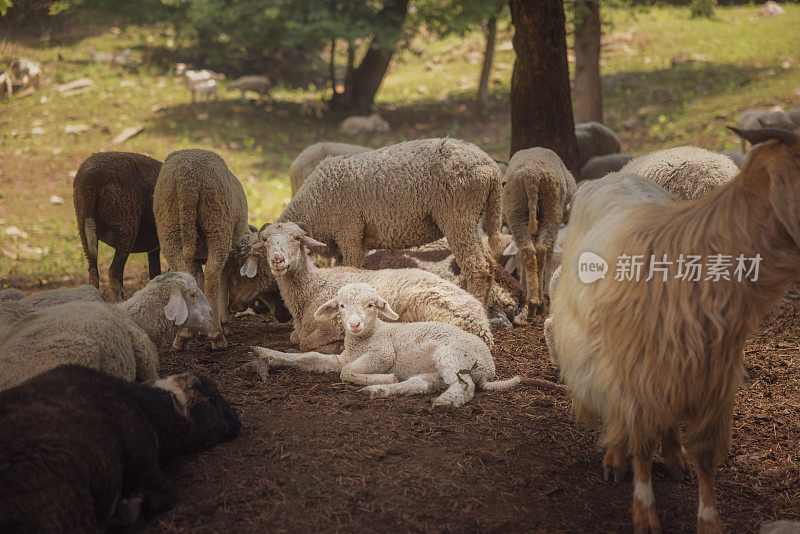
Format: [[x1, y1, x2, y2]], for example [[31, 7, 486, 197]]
[[1, 4, 799, 285]]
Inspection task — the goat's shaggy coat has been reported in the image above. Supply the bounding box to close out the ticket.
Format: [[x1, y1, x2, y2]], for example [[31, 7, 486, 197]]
[[550, 128, 800, 532], [73, 151, 163, 301], [0, 365, 240, 532], [274, 138, 506, 308]]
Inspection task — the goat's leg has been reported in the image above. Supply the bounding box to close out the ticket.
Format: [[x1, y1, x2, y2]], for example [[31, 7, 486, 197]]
[[661, 426, 688, 480], [340, 353, 397, 385], [248, 346, 344, 374], [631, 452, 661, 534], [362, 373, 443, 399], [603, 447, 628, 482], [692, 448, 723, 534]]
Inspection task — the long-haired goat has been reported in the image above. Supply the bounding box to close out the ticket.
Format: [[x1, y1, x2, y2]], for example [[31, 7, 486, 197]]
[[549, 126, 800, 533]]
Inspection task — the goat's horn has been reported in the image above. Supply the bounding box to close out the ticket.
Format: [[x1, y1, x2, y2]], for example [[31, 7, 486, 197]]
[[728, 126, 799, 147]]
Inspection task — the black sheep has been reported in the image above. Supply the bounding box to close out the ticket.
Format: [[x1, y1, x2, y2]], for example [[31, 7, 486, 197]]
[[0, 365, 241, 532]]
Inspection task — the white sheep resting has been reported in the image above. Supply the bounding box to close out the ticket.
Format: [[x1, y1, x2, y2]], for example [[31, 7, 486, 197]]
[[246, 283, 520, 407], [242, 222, 493, 353], [619, 145, 739, 200], [0, 285, 103, 327], [549, 127, 800, 532], [0, 272, 212, 390]]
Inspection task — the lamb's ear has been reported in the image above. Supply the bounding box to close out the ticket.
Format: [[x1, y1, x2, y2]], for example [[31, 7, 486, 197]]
[[376, 297, 399, 321], [301, 236, 327, 254], [164, 287, 189, 325], [314, 297, 339, 321], [240, 256, 258, 278], [503, 240, 519, 256]]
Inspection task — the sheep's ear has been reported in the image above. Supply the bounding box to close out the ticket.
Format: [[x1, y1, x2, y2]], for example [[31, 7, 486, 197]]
[[768, 163, 800, 248], [164, 287, 189, 326], [503, 241, 519, 256], [240, 256, 258, 278], [301, 236, 327, 254], [376, 297, 399, 321], [314, 297, 339, 321]]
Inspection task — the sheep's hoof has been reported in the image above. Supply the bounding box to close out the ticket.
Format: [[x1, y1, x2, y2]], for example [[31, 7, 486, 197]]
[[602, 447, 628, 483], [361, 385, 389, 399], [222, 323, 232, 335], [527, 299, 546, 317], [172, 332, 191, 350], [210, 334, 228, 350]]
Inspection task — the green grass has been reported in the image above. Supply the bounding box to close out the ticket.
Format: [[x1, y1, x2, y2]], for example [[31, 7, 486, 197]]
[[1, 4, 799, 283]]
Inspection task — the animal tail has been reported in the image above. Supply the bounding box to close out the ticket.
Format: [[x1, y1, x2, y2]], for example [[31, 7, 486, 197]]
[[484, 173, 505, 258], [178, 183, 200, 263], [479, 375, 522, 391]]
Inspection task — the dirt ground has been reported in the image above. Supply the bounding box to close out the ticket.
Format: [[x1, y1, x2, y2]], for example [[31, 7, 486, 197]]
[[9, 270, 800, 533]]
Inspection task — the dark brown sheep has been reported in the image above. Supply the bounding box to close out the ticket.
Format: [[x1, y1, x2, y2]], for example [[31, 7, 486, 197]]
[[0, 365, 241, 532], [73, 152, 163, 302]]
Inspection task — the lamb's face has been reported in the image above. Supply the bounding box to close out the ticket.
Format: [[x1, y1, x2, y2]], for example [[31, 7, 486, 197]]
[[315, 283, 399, 336], [258, 222, 327, 277]]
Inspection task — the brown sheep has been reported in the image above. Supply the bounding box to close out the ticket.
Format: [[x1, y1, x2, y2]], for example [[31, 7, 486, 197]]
[[549, 126, 800, 533], [73, 152, 162, 302]]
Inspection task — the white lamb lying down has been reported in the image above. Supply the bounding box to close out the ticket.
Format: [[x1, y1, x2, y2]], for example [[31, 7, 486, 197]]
[[246, 283, 521, 407]]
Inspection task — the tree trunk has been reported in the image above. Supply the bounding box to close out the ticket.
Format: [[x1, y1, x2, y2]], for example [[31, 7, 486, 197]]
[[509, 0, 579, 177], [329, 39, 337, 93], [331, 0, 409, 114], [476, 16, 497, 116], [574, 0, 603, 123]]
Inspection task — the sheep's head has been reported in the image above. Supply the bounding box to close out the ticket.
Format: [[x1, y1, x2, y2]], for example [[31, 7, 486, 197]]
[[174, 63, 187, 76], [729, 125, 800, 247], [314, 282, 398, 337], [154, 272, 213, 332], [230, 226, 275, 311], [153, 372, 241, 451], [242, 221, 326, 279]]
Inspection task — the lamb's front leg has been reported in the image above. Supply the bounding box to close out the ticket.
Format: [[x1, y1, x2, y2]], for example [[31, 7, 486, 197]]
[[340, 353, 397, 386], [246, 346, 345, 377]]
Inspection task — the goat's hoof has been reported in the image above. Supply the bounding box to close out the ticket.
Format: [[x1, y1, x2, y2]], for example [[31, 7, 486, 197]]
[[602, 448, 628, 483], [632, 502, 661, 534]]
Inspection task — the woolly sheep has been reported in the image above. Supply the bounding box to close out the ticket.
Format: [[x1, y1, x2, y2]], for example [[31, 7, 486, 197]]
[[340, 113, 390, 135], [247, 283, 520, 407], [0, 288, 24, 303], [363, 238, 527, 330], [548, 127, 800, 532], [289, 142, 372, 196], [575, 122, 622, 168], [227, 75, 270, 101], [737, 109, 795, 152], [265, 138, 506, 307], [174, 64, 224, 102], [10, 57, 41, 88], [579, 153, 633, 182], [620, 145, 739, 200], [0, 365, 240, 531], [503, 147, 577, 315], [761, 521, 800, 534], [0, 285, 102, 327], [242, 222, 493, 353], [154, 149, 266, 349], [73, 151, 163, 301], [0, 272, 212, 390]]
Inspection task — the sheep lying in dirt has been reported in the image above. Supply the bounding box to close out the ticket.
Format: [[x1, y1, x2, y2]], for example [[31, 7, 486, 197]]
[[363, 238, 527, 330], [0, 285, 102, 327], [0, 272, 212, 390], [0, 365, 240, 531], [340, 113, 390, 134], [154, 149, 264, 349], [579, 153, 633, 182], [246, 283, 520, 407], [227, 75, 270, 101], [620, 145, 739, 200], [289, 141, 371, 196], [575, 122, 622, 168], [269, 138, 506, 307], [503, 147, 576, 315], [242, 222, 492, 353], [73, 151, 163, 301], [548, 126, 800, 533]]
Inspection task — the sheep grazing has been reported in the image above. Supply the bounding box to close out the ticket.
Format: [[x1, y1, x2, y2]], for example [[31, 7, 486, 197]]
[[227, 75, 271, 101], [548, 126, 800, 533], [73, 151, 163, 301], [268, 138, 506, 307], [579, 153, 633, 182], [575, 122, 622, 168], [620, 145, 739, 200], [154, 149, 265, 349], [247, 283, 520, 407], [289, 141, 371, 196], [0, 365, 240, 531], [0, 285, 102, 327], [737, 109, 795, 152], [0, 272, 212, 390], [363, 239, 527, 330], [174, 63, 224, 102], [242, 222, 493, 353], [340, 113, 390, 135], [503, 147, 576, 315]]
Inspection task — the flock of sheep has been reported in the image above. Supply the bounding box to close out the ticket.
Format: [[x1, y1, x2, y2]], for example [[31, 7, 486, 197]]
[[1, 104, 799, 531]]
